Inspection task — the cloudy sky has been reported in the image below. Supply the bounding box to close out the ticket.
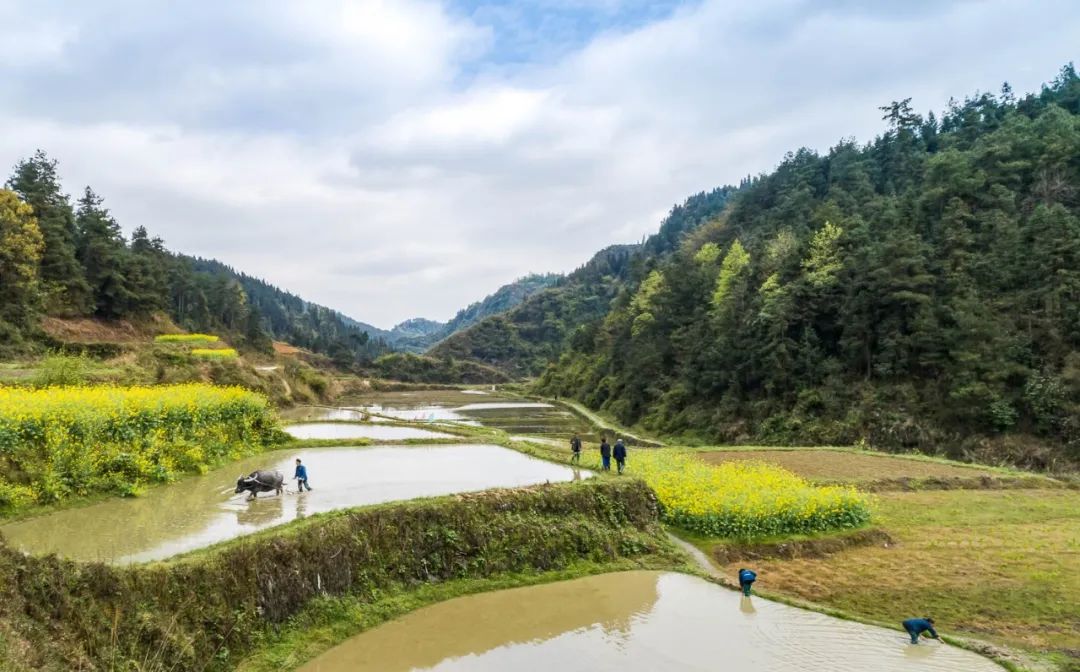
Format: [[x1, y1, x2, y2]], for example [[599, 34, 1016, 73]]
[[2, 0, 1078, 327]]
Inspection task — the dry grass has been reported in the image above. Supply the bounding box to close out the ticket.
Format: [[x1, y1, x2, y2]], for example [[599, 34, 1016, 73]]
[[272, 341, 301, 355], [698, 449, 1000, 482], [40, 315, 174, 343], [715, 489, 1080, 661]]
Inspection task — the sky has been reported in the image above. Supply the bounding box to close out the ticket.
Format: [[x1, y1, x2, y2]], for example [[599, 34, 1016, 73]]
[[1, 1, 1078, 328]]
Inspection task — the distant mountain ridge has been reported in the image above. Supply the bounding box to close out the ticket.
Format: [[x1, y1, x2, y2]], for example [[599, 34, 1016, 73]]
[[430, 187, 740, 375], [389, 273, 561, 352]]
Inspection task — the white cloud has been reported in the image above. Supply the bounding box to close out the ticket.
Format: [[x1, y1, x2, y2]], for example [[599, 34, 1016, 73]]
[[1, 0, 1078, 327]]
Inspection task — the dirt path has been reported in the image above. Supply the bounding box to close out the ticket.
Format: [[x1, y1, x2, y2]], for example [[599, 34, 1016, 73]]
[[553, 398, 663, 446]]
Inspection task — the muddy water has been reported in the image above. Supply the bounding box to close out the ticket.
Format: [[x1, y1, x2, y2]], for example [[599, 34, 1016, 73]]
[[284, 423, 455, 440], [298, 572, 1001, 672], [0, 445, 585, 563]]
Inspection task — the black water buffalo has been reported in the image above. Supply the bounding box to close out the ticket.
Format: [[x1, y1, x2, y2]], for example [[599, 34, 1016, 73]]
[[235, 470, 284, 499]]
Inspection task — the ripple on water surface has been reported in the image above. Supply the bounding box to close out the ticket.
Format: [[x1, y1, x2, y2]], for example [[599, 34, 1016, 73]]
[[284, 423, 455, 440], [297, 572, 1001, 672], [0, 445, 587, 564]]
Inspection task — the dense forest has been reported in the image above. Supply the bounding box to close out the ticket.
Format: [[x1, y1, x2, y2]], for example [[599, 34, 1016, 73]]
[[536, 65, 1080, 469], [432, 186, 740, 375], [0, 152, 390, 363]]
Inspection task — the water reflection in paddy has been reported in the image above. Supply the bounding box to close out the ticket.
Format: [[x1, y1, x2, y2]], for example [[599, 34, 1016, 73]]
[[355, 398, 593, 442], [279, 406, 373, 422], [297, 572, 1001, 672], [284, 423, 455, 440], [0, 445, 585, 564]]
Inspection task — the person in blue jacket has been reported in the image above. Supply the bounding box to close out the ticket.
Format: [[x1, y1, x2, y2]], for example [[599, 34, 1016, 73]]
[[294, 458, 312, 492], [902, 617, 939, 644], [738, 568, 757, 596], [613, 438, 627, 474], [599, 437, 611, 471]]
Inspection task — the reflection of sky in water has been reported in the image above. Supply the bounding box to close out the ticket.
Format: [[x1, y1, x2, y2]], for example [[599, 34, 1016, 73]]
[[0, 445, 584, 564], [299, 572, 1002, 672], [358, 404, 479, 424], [284, 423, 454, 440]]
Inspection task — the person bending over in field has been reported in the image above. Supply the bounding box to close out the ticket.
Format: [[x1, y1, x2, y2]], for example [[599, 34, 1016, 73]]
[[902, 617, 939, 644], [613, 438, 627, 474], [570, 434, 582, 465], [294, 458, 312, 492], [738, 568, 757, 596]]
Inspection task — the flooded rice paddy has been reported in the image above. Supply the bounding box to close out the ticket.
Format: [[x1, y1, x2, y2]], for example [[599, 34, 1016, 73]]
[[284, 422, 455, 440], [298, 571, 1001, 672], [0, 444, 585, 563], [279, 406, 374, 422], [346, 390, 604, 445]]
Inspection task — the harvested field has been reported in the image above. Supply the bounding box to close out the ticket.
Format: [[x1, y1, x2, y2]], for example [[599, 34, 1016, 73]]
[[699, 449, 1002, 484]]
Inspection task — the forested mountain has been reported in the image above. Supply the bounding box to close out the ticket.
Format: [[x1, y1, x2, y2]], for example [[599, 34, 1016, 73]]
[[390, 273, 561, 352], [537, 65, 1080, 469], [187, 258, 392, 362], [0, 152, 391, 363], [431, 187, 739, 375], [389, 318, 444, 342]]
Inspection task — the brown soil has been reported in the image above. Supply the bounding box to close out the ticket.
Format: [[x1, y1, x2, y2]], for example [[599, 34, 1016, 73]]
[[698, 449, 998, 482], [40, 315, 175, 343], [272, 341, 301, 355]]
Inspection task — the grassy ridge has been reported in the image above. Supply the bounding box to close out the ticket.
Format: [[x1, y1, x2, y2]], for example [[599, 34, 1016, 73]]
[[0, 479, 672, 672], [0, 384, 279, 509], [191, 347, 239, 359]]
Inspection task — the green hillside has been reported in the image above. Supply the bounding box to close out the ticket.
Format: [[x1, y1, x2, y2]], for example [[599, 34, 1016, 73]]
[[0, 153, 391, 364], [537, 65, 1080, 470]]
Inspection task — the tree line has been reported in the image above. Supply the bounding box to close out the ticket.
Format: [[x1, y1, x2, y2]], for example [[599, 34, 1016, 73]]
[[535, 65, 1080, 469], [0, 151, 390, 363]]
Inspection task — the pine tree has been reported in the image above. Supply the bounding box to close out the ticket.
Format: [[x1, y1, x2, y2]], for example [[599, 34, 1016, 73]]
[[75, 187, 133, 317], [6, 151, 92, 315]]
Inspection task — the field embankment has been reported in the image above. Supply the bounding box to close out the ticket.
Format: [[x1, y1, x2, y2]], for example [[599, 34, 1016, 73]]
[[0, 479, 676, 672], [0, 384, 279, 511]]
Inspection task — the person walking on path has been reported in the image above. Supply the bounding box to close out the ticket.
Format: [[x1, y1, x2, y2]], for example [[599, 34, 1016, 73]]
[[570, 434, 582, 465], [902, 618, 939, 644], [600, 437, 611, 471], [613, 438, 627, 474], [293, 458, 312, 492], [738, 568, 757, 596]]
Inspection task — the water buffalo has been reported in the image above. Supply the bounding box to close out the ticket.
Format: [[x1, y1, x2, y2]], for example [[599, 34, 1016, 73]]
[[235, 470, 284, 499]]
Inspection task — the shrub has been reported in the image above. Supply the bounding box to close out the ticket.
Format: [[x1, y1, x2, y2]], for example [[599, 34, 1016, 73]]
[[34, 351, 89, 386], [627, 450, 873, 538], [154, 333, 220, 343], [0, 384, 279, 507], [191, 348, 238, 359]]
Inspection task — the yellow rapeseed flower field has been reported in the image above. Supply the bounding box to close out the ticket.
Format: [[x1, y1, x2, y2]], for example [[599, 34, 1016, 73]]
[[154, 334, 220, 343], [0, 384, 279, 510], [629, 451, 873, 538]]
